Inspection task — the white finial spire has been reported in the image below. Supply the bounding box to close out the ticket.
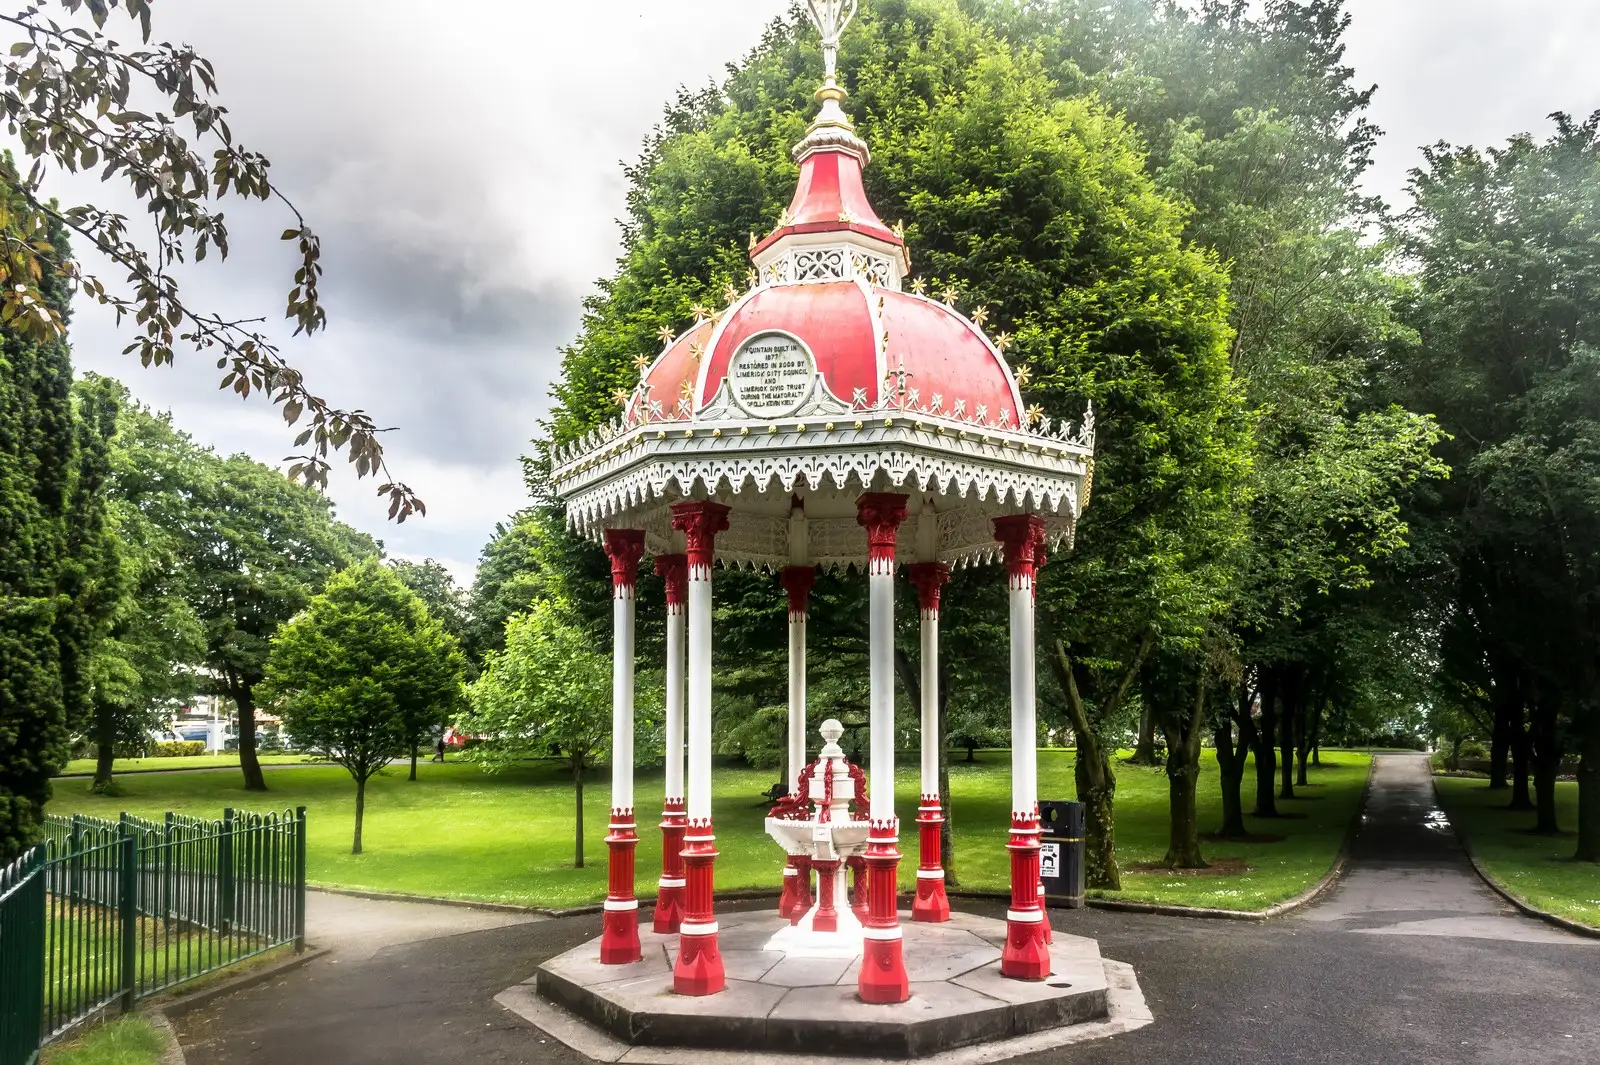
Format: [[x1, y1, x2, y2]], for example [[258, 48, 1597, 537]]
[[805, 1, 858, 91]]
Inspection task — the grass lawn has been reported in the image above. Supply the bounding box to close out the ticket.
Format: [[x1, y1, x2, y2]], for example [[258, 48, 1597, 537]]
[[44, 749, 1369, 912], [1433, 774, 1600, 930], [41, 1017, 164, 1065], [57, 753, 320, 776]]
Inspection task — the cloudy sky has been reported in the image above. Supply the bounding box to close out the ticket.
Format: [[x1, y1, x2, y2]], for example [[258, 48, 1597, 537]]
[[55, 0, 1600, 585]]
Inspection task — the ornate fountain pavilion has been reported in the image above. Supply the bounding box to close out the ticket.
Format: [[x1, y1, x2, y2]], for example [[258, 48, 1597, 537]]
[[531, 4, 1120, 1046]]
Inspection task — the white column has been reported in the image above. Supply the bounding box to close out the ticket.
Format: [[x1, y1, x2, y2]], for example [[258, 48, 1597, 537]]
[[665, 593, 686, 803], [920, 610, 939, 796], [687, 566, 712, 822], [789, 610, 808, 791], [869, 567, 895, 819], [1008, 571, 1036, 817], [612, 588, 636, 812]]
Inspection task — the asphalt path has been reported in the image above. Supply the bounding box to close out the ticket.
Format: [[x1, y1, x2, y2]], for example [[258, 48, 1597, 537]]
[[170, 754, 1599, 1065]]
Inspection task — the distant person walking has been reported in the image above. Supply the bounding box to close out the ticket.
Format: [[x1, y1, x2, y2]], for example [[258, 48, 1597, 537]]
[[433, 728, 453, 763]]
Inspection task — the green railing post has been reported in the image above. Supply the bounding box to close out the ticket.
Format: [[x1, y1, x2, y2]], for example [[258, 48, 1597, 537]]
[[69, 813, 84, 903], [118, 825, 138, 1012], [219, 808, 235, 936], [293, 806, 307, 953], [162, 812, 174, 928]]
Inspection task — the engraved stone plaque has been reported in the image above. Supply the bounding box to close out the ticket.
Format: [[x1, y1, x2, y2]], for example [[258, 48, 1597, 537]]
[[729, 332, 814, 416]]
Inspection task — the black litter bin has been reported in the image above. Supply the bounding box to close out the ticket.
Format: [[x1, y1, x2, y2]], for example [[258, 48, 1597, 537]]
[[1037, 800, 1086, 908]]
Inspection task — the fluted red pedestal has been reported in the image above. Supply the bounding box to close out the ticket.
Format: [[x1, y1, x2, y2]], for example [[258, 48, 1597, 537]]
[[911, 793, 951, 922], [780, 855, 813, 924], [673, 821, 725, 996], [601, 808, 641, 964], [654, 798, 687, 934], [858, 820, 909, 1003], [1000, 811, 1050, 979]]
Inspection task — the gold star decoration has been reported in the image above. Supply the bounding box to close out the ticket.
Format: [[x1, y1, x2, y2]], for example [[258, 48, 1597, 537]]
[[1014, 363, 1033, 388], [838, 209, 857, 225], [777, 207, 793, 227], [611, 388, 632, 408], [722, 282, 739, 305], [747, 268, 759, 287], [633, 353, 652, 373], [1026, 404, 1045, 426], [690, 342, 705, 362], [892, 220, 906, 240], [656, 325, 676, 346], [748, 231, 758, 252], [971, 306, 990, 326], [910, 277, 927, 296], [994, 331, 1014, 353], [939, 285, 959, 306], [691, 302, 711, 322], [680, 379, 695, 400]]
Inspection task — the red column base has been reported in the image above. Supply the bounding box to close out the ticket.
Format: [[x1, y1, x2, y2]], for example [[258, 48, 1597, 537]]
[[847, 855, 869, 923], [674, 929, 725, 996], [812, 858, 840, 932], [653, 881, 685, 935], [1000, 913, 1051, 980], [912, 872, 951, 923], [674, 828, 725, 996], [601, 904, 642, 964], [655, 801, 687, 934], [859, 934, 909, 1004], [601, 815, 641, 964], [912, 799, 950, 923], [779, 858, 802, 920]]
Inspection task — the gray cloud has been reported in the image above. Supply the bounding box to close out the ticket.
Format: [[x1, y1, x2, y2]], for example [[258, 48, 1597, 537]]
[[41, 0, 1600, 582]]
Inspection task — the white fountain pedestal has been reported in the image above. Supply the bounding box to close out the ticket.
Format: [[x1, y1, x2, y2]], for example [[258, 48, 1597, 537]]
[[764, 719, 873, 959]]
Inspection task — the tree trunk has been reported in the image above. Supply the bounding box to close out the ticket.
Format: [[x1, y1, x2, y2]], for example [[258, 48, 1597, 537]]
[[964, 743, 976, 763], [573, 762, 585, 869], [352, 777, 366, 854], [1253, 673, 1279, 817], [1578, 706, 1600, 862], [1129, 704, 1159, 765], [1530, 694, 1562, 835], [1213, 687, 1252, 838], [1051, 636, 1151, 892], [235, 686, 267, 792], [1160, 679, 1208, 868], [409, 743, 419, 782], [1510, 719, 1535, 811], [1489, 693, 1513, 790], [1278, 685, 1296, 800], [92, 700, 117, 793]]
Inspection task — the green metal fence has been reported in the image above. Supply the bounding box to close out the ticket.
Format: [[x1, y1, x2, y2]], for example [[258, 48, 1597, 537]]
[[0, 808, 306, 1065]]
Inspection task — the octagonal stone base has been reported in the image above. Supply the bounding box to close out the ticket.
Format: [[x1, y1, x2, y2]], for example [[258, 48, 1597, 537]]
[[530, 911, 1111, 1060]]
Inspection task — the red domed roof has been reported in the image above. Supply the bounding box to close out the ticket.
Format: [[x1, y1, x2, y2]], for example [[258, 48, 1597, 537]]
[[641, 282, 1022, 425]]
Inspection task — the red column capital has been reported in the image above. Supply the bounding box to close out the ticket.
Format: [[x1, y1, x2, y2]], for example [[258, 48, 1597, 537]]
[[781, 565, 816, 616], [654, 553, 689, 609], [671, 501, 731, 573], [905, 562, 950, 615], [856, 493, 909, 573], [603, 528, 646, 590], [993, 515, 1047, 587]]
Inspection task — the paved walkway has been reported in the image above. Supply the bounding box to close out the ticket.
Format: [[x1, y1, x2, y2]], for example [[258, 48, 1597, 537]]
[[1300, 753, 1575, 942], [170, 755, 1598, 1065]]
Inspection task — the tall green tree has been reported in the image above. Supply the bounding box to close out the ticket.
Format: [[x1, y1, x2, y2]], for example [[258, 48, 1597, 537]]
[[460, 597, 647, 869], [264, 559, 465, 854], [81, 379, 205, 793], [1387, 112, 1600, 859], [463, 513, 549, 665], [0, 166, 76, 859]]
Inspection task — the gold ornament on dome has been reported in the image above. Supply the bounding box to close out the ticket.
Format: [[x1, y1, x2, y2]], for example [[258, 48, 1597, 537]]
[[995, 331, 1013, 353], [838, 208, 857, 225], [691, 302, 711, 322], [633, 353, 652, 373], [1014, 363, 1032, 387], [690, 342, 705, 362], [610, 388, 631, 407], [939, 285, 959, 306], [722, 282, 739, 305], [1026, 404, 1045, 426], [910, 277, 927, 296], [656, 325, 676, 345], [892, 220, 906, 240], [971, 306, 990, 326]]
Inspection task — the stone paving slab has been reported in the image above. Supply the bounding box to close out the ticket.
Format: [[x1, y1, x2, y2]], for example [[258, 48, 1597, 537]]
[[532, 910, 1111, 1058]]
